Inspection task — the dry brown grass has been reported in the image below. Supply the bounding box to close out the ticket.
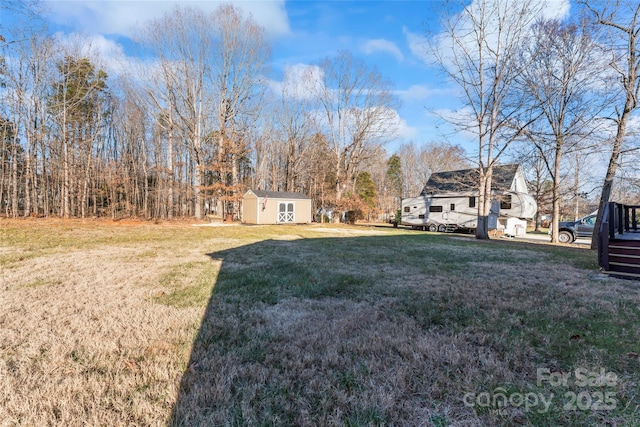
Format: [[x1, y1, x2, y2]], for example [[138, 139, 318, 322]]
[[1, 221, 209, 426], [1, 219, 639, 426], [0, 219, 389, 426]]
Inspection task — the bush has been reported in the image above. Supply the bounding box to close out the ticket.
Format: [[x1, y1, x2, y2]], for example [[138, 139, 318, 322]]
[[344, 210, 363, 224]]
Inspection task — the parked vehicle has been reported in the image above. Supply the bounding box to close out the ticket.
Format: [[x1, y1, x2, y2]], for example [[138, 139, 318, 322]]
[[401, 193, 535, 234], [555, 213, 597, 243], [401, 164, 537, 234], [401, 195, 499, 232]]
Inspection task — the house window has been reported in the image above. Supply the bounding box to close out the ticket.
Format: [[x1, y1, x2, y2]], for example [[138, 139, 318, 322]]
[[429, 206, 443, 213], [450, 204, 456, 211], [469, 197, 476, 208], [500, 195, 512, 210], [404, 206, 410, 213]]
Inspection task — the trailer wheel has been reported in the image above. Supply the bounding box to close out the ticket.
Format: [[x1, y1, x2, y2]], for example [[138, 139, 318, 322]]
[[437, 224, 446, 232], [428, 223, 437, 232]]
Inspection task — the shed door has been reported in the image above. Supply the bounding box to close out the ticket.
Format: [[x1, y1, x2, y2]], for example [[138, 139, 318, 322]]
[[278, 202, 294, 223]]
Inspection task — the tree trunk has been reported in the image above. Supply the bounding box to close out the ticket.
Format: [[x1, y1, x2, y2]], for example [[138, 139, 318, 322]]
[[167, 121, 174, 219], [591, 122, 628, 249], [0, 127, 6, 216], [549, 137, 563, 243], [24, 142, 33, 218], [476, 166, 492, 239], [589, 2, 640, 250], [63, 133, 71, 218], [11, 131, 19, 217]]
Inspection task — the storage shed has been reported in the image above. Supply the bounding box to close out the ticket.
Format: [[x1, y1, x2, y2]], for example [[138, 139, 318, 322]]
[[242, 190, 312, 225]]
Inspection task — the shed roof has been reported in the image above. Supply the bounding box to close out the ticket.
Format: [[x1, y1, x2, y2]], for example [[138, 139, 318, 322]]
[[421, 164, 520, 195], [247, 190, 310, 200]]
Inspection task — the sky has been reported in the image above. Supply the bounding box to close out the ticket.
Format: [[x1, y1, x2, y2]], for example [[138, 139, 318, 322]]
[[7, 0, 572, 155]]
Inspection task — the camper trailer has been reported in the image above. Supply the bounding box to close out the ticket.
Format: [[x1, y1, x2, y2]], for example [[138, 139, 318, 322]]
[[401, 164, 537, 235], [402, 195, 498, 232]]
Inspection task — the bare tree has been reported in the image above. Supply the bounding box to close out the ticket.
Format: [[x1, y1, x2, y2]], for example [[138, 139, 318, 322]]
[[308, 50, 399, 218], [275, 67, 314, 192], [429, 0, 550, 238], [304, 132, 335, 218], [22, 37, 54, 217], [585, 1, 640, 249], [251, 117, 276, 191], [138, 7, 216, 220], [107, 92, 152, 218], [128, 58, 178, 219], [611, 169, 640, 204], [48, 51, 109, 218], [136, 5, 269, 220], [0, 117, 19, 216], [397, 141, 469, 198], [1, 12, 54, 217], [518, 18, 610, 242], [211, 4, 270, 218]]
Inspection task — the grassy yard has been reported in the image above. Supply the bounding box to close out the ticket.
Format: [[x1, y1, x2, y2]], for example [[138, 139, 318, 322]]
[[1, 219, 639, 426]]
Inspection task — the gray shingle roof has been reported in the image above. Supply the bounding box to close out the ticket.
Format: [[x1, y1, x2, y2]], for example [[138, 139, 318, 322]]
[[420, 164, 520, 195], [249, 190, 310, 200]]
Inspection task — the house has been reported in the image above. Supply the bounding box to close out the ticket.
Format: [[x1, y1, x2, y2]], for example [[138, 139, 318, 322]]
[[401, 164, 537, 234], [242, 190, 312, 225]]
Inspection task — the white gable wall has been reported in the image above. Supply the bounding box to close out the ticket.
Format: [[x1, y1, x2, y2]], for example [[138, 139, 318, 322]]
[[510, 166, 529, 193]]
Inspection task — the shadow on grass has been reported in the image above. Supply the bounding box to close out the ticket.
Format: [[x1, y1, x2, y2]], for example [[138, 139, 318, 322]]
[[167, 232, 633, 426], [168, 234, 414, 426]]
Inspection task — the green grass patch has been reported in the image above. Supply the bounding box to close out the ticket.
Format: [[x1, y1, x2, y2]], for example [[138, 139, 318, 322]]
[[175, 229, 638, 425], [155, 261, 219, 308], [21, 276, 63, 288]]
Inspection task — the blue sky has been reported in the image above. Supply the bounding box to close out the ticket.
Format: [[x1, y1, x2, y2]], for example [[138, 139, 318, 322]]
[[10, 0, 570, 155], [269, 1, 458, 149]]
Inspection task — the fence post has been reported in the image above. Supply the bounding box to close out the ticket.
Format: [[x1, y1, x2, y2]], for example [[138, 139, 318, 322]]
[[618, 203, 624, 236], [609, 202, 616, 240]]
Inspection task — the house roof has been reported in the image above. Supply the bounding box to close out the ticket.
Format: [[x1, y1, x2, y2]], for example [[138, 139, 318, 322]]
[[420, 164, 520, 195], [247, 190, 310, 200]]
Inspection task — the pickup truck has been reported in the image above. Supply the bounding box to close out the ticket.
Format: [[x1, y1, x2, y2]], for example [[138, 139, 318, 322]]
[[554, 213, 596, 243]]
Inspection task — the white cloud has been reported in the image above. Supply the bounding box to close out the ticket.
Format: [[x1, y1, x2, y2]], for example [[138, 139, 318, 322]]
[[626, 115, 640, 135], [44, 0, 290, 38], [401, 84, 431, 101], [407, 0, 571, 66], [430, 107, 481, 142], [50, 32, 170, 84], [52, 32, 130, 75], [403, 26, 429, 63], [541, 0, 571, 20], [361, 39, 404, 62], [268, 65, 415, 142], [393, 113, 417, 140], [269, 63, 325, 100], [399, 84, 457, 102]]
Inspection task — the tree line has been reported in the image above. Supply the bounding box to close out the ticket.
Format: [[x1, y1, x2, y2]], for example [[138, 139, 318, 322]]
[[2, 1, 640, 242], [0, 3, 471, 222]]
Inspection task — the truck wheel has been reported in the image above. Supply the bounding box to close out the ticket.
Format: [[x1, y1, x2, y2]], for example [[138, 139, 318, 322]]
[[437, 224, 446, 232], [558, 231, 574, 243], [428, 223, 437, 232]]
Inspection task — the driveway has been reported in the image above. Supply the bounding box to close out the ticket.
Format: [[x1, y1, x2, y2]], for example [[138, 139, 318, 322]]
[[513, 233, 591, 246]]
